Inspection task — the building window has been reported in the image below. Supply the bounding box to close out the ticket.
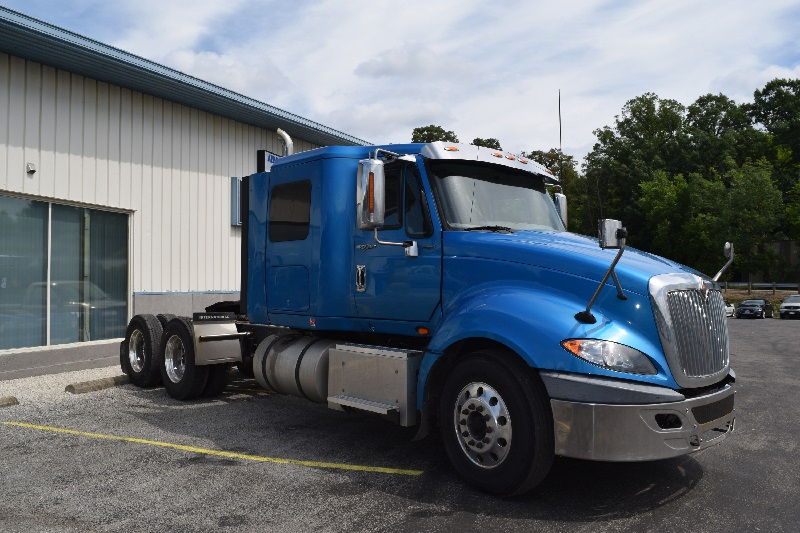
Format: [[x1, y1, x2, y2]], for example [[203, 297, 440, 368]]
[[0, 196, 48, 349], [269, 180, 311, 242], [0, 194, 128, 350]]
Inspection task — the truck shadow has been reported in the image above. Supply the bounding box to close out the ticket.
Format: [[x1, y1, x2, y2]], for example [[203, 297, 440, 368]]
[[118, 377, 704, 522]]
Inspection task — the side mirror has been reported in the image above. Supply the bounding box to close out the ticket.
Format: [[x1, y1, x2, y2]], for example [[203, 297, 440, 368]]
[[554, 192, 568, 226], [724, 241, 733, 259], [357, 158, 386, 229], [598, 219, 627, 249], [712, 241, 735, 282]]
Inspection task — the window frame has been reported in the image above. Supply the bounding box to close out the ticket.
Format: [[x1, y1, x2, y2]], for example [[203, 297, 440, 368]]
[[403, 165, 434, 239]]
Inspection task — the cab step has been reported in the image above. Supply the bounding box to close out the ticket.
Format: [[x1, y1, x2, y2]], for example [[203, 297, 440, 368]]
[[327, 395, 399, 416]]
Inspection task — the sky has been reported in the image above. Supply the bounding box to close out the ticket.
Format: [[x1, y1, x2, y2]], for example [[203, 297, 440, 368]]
[[4, 0, 800, 162]]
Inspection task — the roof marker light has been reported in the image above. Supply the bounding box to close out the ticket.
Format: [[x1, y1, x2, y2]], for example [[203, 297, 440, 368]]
[[519, 158, 529, 164], [444, 146, 459, 151], [506, 154, 516, 160], [492, 152, 503, 158]]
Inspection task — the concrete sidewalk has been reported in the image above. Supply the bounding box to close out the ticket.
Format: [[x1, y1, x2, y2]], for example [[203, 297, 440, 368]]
[[0, 340, 119, 381]]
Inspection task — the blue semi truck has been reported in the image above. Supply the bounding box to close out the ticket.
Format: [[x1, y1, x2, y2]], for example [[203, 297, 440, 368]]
[[121, 139, 736, 495]]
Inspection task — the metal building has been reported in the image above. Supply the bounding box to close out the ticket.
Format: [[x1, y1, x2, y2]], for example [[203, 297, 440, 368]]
[[0, 7, 367, 376]]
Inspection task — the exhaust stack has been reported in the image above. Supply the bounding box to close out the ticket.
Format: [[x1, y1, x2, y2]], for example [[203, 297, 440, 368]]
[[277, 128, 294, 156]]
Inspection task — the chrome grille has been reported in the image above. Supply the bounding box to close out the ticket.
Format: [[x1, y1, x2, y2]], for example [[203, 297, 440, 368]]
[[665, 289, 729, 377]]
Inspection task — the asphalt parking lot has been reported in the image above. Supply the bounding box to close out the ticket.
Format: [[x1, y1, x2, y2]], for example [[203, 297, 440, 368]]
[[1, 318, 798, 532]]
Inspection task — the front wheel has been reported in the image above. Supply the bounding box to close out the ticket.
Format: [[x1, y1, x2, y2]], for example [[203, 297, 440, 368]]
[[438, 351, 554, 496]]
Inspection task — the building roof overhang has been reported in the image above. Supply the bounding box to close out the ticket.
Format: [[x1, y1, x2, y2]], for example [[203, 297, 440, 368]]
[[0, 6, 369, 147]]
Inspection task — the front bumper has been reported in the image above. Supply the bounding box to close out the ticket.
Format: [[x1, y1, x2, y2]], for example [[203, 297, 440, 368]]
[[548, 379, 735, 462]]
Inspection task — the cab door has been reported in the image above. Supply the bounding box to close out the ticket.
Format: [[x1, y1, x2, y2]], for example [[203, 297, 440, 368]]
[[353, 160, 441, 323]]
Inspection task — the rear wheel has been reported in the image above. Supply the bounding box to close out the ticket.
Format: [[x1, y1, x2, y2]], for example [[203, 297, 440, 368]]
[[438, 350, 554, 496], [202, 364, 230, 397], [161, 317, 208, 400], [156, 313, 176, 330], [120, 314, 163, 387]]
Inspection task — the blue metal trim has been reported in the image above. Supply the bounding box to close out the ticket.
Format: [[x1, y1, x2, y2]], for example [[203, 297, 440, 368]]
[[0, 6, 369, 147]]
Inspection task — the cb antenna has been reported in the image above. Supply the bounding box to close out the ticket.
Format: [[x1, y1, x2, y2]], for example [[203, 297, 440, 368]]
[[558, 89, 563, 183]]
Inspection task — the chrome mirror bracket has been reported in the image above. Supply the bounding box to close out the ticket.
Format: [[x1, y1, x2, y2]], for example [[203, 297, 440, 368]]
[[575, 221, 628, 324]]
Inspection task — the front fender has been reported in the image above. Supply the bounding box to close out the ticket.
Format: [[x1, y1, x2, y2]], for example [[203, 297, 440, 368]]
[[417, 277, 676, 409]]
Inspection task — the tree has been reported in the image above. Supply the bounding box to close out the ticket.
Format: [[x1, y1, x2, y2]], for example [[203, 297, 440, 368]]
[[584, 93, 690, 247], [526, 148, 592, 234], [786, 180, 800, 237], [685, 93, 769, 179], [725, 159, 784, 279], [750, 79, 800, 163], [750, 79, 800, 201], [411, 125, 458, 143], [638, 171, 689, 263], [471, 137, 502, 150]]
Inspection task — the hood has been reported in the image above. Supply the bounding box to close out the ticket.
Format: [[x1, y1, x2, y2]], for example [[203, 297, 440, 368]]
[[443, 230, 701, 296]]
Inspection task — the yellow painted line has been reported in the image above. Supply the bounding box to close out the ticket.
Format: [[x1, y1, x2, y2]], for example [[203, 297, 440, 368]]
[[2, 421, 423, 476]]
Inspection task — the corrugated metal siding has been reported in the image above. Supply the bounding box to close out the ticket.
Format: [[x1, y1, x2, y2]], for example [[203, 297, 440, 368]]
[[0, 51, 319, 293]]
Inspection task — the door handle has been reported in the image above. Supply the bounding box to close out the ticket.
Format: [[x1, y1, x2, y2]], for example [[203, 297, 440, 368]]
[[356, 265, 366, 292]]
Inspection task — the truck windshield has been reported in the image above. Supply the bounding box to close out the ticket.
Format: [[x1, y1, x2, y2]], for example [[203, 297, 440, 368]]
[[428, 160, 565, 232]]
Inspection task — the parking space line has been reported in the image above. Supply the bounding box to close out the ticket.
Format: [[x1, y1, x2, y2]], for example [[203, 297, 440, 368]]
[[2, 421, 423, 476]]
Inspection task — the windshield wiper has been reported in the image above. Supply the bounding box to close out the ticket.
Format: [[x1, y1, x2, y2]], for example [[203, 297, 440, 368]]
[[463, 225, 515, 233]]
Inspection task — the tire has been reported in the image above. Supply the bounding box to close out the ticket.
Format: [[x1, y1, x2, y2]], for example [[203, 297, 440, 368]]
[[438, 350, 554, 496], [120, 314, 164, 387], [760, 311, 765, 319], [156, 313, 176, 330], [160, 317, 209, 400], [202, 364, 230, 398], [236, 337, 255, 377]]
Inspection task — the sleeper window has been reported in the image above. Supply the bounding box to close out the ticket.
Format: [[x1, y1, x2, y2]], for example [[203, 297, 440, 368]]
[[269, 180, 311, 242]]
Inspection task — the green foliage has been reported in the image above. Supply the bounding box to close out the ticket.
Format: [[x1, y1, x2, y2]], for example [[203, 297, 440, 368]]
[[584, 93, 690, 242], [786, 180, 800, 239], [638, 171, 689, 261], [583, 81, 800, 280], [407, 79, 800, 281], [750, 79, 800, 163], [411, 125, 459, 143], [471, 138, 502, 150], [725, 159, 783, 277], [525, 148, 592, 234]]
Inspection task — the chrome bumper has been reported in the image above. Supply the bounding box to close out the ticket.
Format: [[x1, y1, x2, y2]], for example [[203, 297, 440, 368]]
[[551, 383, 735, 461]]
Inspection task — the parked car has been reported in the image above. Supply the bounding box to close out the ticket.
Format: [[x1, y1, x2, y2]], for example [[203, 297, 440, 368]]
[[735, 299, 773, 319], [779, 295, 800, 319], [725, 301, 735, 317]]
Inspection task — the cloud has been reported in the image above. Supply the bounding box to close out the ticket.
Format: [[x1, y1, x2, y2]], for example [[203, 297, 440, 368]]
[[355, 45, 476, 80], [5, 0, 800, 160]]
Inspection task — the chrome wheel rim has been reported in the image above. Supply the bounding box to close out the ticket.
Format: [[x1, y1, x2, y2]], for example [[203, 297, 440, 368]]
[[128, 329, 145, 373], [453, 382, 512, 469], [164, 334, 186, 384]]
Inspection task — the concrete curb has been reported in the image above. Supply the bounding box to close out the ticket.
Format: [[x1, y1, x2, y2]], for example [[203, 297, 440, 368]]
[[65, 375, 129, 394], [0, 396, 20, 408]]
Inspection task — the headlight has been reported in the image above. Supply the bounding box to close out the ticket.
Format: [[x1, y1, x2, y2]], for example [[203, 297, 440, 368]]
[[561, 339, 657, 375]]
